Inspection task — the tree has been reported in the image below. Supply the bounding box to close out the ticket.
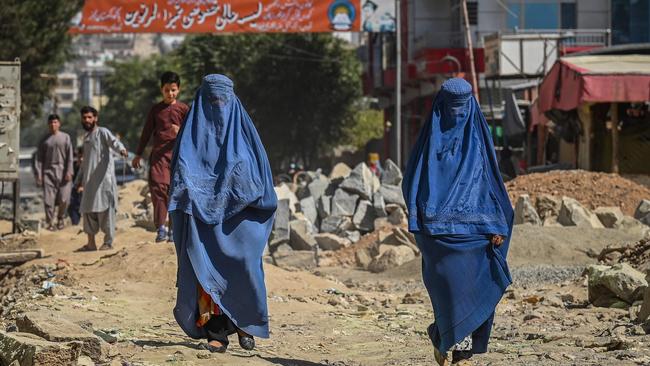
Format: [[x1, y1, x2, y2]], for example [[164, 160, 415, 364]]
[[174, 34, 362, 170], [0, 0, 83, 131]]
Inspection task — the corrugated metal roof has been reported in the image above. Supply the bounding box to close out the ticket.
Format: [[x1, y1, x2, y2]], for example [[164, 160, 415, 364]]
[[561, 55, 650, 75]]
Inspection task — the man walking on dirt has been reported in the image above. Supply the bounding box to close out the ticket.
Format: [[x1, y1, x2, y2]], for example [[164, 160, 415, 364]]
[[34, 114, 74, 231], [75, 106, 127, 251]]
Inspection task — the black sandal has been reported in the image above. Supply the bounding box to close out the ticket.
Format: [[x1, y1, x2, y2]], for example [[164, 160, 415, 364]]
[[200, 339, 228, 353], [237, 331, 255, 351], [204, 327, 228, 353]]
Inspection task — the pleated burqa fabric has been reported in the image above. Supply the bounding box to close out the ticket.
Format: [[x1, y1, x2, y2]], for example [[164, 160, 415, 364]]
[[168, 74, 277, 339], [402, 78, 513, 354]]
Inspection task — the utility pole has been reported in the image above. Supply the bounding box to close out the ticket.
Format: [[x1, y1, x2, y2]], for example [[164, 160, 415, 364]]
[[461, 0, 479, 100], [395, 0, 402, 167]]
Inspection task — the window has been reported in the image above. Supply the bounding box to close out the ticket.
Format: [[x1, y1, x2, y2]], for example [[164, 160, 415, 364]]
[[59, 93, 74, 102], [59, 78, 74, 88], [560, 2, 577, 29], [467, 1, 478, 26], [612, 0, 650, 44], [508, 1, 576, 30]]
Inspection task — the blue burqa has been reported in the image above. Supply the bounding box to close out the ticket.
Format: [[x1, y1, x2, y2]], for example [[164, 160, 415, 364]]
[[402, 78, 513, 354], [168, 74, 277, 339]]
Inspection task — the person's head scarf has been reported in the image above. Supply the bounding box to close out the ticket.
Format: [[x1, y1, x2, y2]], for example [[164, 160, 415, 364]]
[[402, 78, 513, 236], [168, 74, 277, 224]]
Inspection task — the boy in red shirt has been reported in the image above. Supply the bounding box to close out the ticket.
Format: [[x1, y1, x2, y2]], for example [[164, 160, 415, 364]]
[[133, 71, 189, 242]]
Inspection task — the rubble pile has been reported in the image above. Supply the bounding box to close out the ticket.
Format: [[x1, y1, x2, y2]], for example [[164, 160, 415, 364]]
[[513, 193, 650, 238], [270, 160, 420, 272], [507, 170, 650, 216]]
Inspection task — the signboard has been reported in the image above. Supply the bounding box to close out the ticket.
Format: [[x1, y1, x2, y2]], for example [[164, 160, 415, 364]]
[[361, 0, 395, 32], [0, 61, 20, 179], [70, 0, 363, 34]]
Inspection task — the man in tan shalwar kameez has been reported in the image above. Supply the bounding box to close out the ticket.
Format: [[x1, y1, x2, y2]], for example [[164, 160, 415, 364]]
[[34, 114, 74, 231]]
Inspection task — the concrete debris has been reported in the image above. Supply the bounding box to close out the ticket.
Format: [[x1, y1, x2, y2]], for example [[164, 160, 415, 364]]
[[515, 194, 542, 226], [352, 200, 376, 232], [270, 199, 290, 246], [587, 263, 648, 305], [378, 184, 406, 209], [314, 233, 351, 251], [558, 197, 604, 228], [381, 159, 403, 186], [289, 219, 317, 250], [368, 245, 416, 273], [331, 189, 360, 217], [16, 312, 106, 362], [329, 162, 352, 181], [275, 184, 299, 213], [0, 331, 82, 366], [299, 196, 318, 226], [635, 200, 650, 226], [536, 194, 561, 221], [595, 207, 625, 228], [339, 163, 380, 200]]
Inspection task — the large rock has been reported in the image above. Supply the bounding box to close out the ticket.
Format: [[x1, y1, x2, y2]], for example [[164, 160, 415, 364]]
[[329, 163, 352, 181], [16, 312, 105, 362], [381, 159, 402, 186], [381, 227, 420, 256], [339, 163, 380, 200], [275, 184, 299, 213], [514, 194, 541, 225], [314, 233, 351, 251], [289, 219, 317, 250], [320, 216, 353, 234], [270, 199, 290, 246], [536, 194, 561, 220], [635, 200, 650, 225], [299, 196, 318, 226], [343, 230, 361, 243], [638, 271, 650, 321], [368, 246, 416, 273], [352, 200, 376, 232], [355, 248, 373, 270], [379, 184, 406, 209], [0, 331, 82, 365], [595, 207, 625, 228], [331, 189, 359, 217], [614, 216, 650, 238], [372, 191, 387, 217], [587, 263, 648, 305], [307, 176, 330, 201], [387, 206, 407, 225], [558, 197, 604, 228], [317, 195, 332, 220]]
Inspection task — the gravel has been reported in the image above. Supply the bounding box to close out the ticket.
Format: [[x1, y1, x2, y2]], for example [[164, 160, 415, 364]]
[[510, 264, 585, 288]]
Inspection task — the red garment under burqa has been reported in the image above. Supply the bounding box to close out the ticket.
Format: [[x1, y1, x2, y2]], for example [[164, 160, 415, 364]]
[[136, 101, 190, 227]]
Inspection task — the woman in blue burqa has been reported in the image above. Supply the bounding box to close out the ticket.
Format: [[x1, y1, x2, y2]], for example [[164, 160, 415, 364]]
[[402, 78, 513, 365], [168, 74, 277, 353]]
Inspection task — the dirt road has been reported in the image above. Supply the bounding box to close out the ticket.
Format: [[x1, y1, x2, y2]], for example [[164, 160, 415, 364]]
[[1, 181, 649, 365]]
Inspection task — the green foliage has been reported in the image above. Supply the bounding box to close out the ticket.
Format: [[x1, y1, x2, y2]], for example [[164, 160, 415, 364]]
[[100, 33, 363, 169], [0, 0, 83, 133], [345, 108, 385, 149], [174, 33, 362, 169]]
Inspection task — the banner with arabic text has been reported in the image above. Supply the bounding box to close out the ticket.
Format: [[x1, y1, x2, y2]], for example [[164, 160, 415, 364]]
[[70, 0, 362, 34]]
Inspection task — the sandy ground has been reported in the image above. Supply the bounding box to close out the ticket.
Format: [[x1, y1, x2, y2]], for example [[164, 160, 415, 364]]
[[1, 180, 650, 365]]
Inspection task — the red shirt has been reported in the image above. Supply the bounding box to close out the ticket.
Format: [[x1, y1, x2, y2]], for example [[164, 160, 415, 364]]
[[136, 101, 189, 184]]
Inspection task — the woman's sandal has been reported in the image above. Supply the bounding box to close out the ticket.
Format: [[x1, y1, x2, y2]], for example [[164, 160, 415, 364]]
[[203, 328, 228, 353], [237, 330, 255, 351], [200, 339, 228, 353]]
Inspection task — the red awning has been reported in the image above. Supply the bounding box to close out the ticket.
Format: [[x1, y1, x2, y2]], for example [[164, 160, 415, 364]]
[[538, 55, 650, 114]]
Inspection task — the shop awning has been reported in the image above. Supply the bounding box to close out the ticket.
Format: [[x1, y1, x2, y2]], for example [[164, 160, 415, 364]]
[[537, 55, 650, 114]]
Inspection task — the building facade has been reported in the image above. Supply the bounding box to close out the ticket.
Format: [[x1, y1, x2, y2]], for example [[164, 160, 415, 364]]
[[363, 0, 647, 166]]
